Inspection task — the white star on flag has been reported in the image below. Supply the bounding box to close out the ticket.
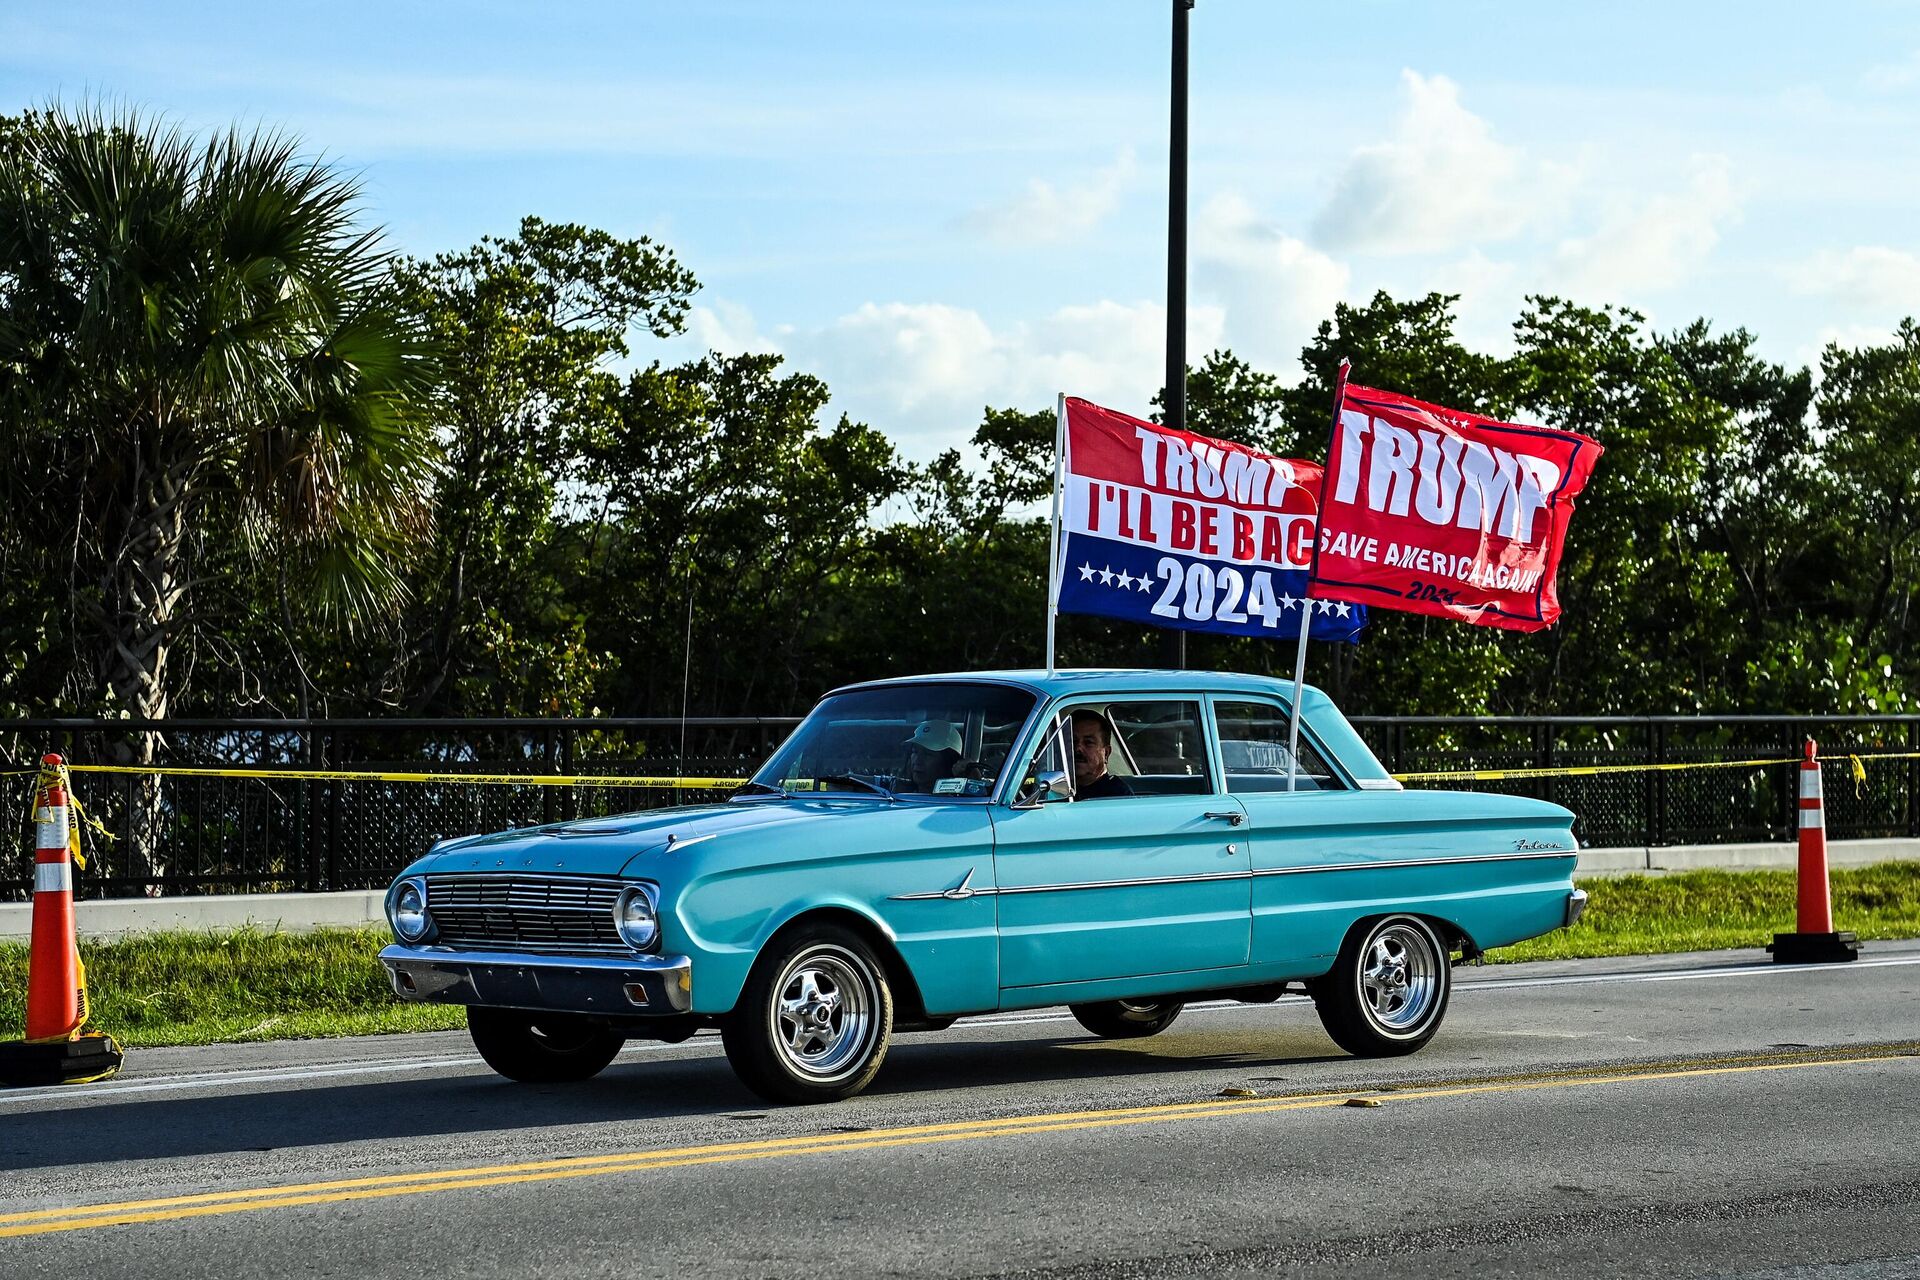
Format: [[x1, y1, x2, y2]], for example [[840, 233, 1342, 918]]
[[1278, 593, 1297, 611], [1098, 566, 1115, 585], [1334, 601, 1351, 618], [1136, 576, 1152, 592], [1315, 599, 1332, 615], [1078, 563, 1096, 582], [1116, 571, 1135, 590]]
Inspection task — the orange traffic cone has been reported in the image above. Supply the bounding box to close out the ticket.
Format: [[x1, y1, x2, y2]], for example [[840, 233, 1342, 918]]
[[0, 754, 122, 1086], [1768, 738, 1860, 965]]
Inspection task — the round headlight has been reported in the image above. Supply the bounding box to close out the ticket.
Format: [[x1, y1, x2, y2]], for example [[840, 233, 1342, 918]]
[[391, 878, 431, 942], [615, 888, 659, 951]]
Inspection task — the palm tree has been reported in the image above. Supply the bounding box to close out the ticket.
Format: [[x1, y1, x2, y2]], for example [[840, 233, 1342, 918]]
[[0, 106, 443, 880]]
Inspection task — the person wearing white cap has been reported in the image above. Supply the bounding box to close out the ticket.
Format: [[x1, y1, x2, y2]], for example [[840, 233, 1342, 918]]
[[902, 720, 964, 792]]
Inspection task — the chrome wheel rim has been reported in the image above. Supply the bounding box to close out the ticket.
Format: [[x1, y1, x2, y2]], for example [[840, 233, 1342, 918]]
[[528, 1018, 599, 1054], [1359, 921, 1441, 1033], [1115, 1000, 1170, 1023], [770, 944, 877, 1082]]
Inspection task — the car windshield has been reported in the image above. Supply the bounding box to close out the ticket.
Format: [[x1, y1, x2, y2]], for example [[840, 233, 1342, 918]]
[[749, 682, 1038, 799]]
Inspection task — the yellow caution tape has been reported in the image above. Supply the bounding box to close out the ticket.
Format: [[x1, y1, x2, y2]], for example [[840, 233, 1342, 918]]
[[8, 748, 1920, 790], [1395, 750, 1920, 784], [54, 763, 745, 789]]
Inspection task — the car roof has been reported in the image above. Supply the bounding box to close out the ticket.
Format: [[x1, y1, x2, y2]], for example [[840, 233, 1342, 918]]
[[829, 669, 1325, 701]]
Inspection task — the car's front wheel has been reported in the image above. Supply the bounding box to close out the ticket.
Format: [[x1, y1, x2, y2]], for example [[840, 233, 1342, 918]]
[[722, 924, 894, 1104], [1312, 915, 1452, 1057], [1069, 999, 1185, 1039], [467, 1008, 625, 1082]]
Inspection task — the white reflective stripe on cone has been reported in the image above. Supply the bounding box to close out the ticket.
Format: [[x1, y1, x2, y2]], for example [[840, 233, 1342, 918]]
[[33, 860, 72, 893], [35, 806, 69, 850], [1798, 769, 1822, 799], [1798, 808, 1825, 830]]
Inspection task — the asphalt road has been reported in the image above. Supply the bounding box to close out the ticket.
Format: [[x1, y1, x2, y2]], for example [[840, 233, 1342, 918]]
[[2, 942, 1918, 1279]]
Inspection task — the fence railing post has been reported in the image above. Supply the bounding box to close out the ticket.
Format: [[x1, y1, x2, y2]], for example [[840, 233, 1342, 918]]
[[541, 728, 559, 827], [1908, 720, 1918, 839], [561, 726, 578, 822]]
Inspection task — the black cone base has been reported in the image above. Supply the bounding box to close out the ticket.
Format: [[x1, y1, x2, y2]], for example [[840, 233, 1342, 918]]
[[0, 1032, 124, 1086], [1768, 931, 1860, 965]]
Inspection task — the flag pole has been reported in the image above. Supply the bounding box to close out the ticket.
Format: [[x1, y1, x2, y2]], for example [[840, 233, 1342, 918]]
[[1047, 393, 1068, 674], [1287, 358, 1350, 791]]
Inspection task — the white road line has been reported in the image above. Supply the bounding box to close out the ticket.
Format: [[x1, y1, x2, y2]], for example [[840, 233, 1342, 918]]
[[0, 1040, 693, 1106], [3, 954, 1914, 1107], [1458, 955, 1920, 992]]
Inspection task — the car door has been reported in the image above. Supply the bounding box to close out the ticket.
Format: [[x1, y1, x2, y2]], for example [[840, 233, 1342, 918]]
[[1213, 695, 1382, 974], [991, 697, 1251, 991]]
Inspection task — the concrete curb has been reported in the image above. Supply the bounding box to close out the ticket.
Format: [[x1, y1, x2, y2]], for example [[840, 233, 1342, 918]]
[[1574, 837, 1920, 876], [1, 890, 386, 942], [4, 838, 1917, 941]]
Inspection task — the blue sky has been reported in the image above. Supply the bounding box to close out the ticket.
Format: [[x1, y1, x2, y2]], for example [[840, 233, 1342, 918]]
[[6, 1, 1919, 458]]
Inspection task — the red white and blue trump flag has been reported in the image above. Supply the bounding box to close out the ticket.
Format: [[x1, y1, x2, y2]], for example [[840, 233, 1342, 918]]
[[1307, 382, 1602, 632], [1051, 397, 1365, 642]]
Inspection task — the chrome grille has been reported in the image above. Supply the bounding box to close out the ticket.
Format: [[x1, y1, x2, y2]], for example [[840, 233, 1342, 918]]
[[424, 874, 631, 956]]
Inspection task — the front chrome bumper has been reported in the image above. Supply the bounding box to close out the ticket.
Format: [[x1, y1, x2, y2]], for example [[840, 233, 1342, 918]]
[[380, 945, 692, 1015]]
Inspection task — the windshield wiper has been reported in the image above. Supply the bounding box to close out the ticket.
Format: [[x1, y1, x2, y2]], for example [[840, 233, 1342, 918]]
[[814, 773, 894, 799], [734, 781, 787, 798]]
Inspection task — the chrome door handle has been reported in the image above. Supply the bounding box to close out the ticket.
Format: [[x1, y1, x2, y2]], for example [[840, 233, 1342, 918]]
[[1203, 810, 1245, 826]]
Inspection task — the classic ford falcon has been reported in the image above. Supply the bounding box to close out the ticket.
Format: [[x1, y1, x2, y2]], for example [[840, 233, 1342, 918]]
[[381, 670, 1584, 1103]]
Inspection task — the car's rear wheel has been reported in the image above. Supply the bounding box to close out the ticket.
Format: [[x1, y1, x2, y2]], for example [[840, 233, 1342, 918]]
[[467, 1007, 625, 1082], [722, 923, 893, 1104], [1069, 998, 1185, 1039], [1312, 915, 1451, 1057]]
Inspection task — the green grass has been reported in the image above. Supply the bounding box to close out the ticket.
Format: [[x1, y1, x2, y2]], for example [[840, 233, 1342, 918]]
[[2, 864, 1916, 1047], [0, 926, 465, 1047], [1489, 863, 1920, 962]]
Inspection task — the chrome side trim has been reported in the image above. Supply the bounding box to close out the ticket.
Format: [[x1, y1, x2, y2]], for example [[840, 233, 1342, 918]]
[[888, 848, 1577, 902], [1253, 849, 1578, 877], [997, 869, 1249, 895], [891, 867, 999, 901]]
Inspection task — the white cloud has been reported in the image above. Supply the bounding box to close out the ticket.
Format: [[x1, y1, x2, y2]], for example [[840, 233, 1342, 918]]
[[1421, 251, 1524, 356], [1786, 246, 1920, 312], [961, 148, 1139, 245], [1866, 50, 1920, 91], [676, 295, 1225, 460], [684, 300, 781, 356], [1311, 71, 1572, 255], [1547, 156, 1740, 298], [1195, 193, 1350, 371]]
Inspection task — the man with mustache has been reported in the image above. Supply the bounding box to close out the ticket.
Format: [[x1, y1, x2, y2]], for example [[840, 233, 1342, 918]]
[[1070, 710, 1134, 800]]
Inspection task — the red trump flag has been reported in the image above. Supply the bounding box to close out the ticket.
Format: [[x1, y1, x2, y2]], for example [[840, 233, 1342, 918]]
[[1307, 382, 1602, 632]]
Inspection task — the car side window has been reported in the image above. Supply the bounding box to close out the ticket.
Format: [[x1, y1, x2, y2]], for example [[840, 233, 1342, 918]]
[[1215, 700, 1346, 793], [1098, 700, 1213, 797]]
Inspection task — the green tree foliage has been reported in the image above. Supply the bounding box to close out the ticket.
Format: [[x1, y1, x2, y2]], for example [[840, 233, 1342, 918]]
[[5, 108, 1917, 723], [0, 106, 441, 724], [387, 218, 697, 714], [580, 351, 905, 716]]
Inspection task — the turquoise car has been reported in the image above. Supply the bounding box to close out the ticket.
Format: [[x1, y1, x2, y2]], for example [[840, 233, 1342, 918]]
[[381, 670, 1584, 1103]]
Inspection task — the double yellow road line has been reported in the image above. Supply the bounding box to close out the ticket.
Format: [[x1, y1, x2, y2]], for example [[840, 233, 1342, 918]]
[[3, 1045, 1913, 1240]]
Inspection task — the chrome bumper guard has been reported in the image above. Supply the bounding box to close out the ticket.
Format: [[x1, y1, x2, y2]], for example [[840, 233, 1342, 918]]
[[1565, 888, 1589, 929], [380, 945, 692, 1015]]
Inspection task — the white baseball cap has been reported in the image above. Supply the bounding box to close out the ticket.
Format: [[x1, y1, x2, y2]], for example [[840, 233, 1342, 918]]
[[904, 720, 962, 754]]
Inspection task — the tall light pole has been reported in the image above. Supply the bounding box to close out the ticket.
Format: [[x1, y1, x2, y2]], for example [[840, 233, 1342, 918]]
[[1162, 0, 1194, 670]]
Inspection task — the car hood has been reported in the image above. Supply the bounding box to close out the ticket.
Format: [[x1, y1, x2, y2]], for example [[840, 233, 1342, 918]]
[[414, 796, 925, 878]]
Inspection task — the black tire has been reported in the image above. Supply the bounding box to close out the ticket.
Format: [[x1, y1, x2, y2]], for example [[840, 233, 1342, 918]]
[[1068, 999, 1185, 1039], [722, 923, 894, 1104], [1312, 915, 1452, 1057], [467, 1007, 625, 1083]]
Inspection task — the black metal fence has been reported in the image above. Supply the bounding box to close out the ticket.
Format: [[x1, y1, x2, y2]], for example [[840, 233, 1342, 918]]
[[3, 714, 1916, 899]]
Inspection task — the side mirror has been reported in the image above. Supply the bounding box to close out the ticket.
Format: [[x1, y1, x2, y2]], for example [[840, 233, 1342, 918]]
[[1014, 770, 1073, 808]]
